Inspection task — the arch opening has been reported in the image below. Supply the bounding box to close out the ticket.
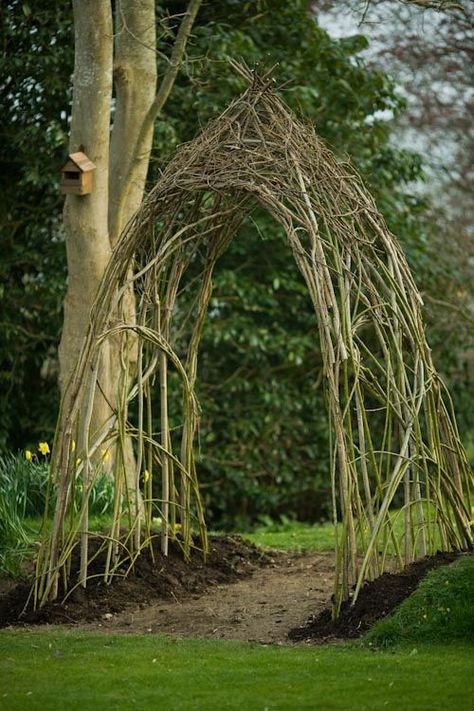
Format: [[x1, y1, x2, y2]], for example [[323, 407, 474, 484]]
[[36, 71, 473, 613]]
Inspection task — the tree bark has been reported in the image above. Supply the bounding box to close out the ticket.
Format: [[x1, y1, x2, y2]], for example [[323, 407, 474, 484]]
[[108, 0, 157, 504], [58, 0, 113, 441], [109, 0, 157, 244], [113, 0, 202, 229], [58, 0, 202, 498]]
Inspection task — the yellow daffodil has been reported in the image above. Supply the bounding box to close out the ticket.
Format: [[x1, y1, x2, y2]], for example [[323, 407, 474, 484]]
[[71, 440, 76, 452], [101, 449, 110, 462], [25, 450, 33, 461], [38, 442, 50, 456], [144, 469, 151, 483], [76, 458, 81, 466]]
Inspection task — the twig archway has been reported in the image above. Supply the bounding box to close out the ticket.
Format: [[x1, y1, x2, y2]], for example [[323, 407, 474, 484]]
[[36, 68, 473, 613]]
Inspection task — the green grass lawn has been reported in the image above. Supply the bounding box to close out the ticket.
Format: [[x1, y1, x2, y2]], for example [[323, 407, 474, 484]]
[[0, 631, 472, 711], [3, 509, 472, 710], [243, 521, 335, 551], [243, 507, 445, 558], [366, 554, 474, 647], [1, 520, 472, 710]]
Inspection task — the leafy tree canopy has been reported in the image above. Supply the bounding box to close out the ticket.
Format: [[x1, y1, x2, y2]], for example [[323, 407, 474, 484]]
[[1, 0, 470, 526]]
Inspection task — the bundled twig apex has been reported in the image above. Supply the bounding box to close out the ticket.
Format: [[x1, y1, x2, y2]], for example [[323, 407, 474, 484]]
[[36, 66, 473, 613]]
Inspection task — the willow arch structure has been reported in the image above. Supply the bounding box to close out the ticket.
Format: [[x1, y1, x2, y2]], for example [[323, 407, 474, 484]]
[[36, 71, 473, 612]]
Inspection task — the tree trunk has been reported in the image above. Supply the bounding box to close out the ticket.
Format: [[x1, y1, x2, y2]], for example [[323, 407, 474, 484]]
[[58, 0, 202, 503], [108, 0, 157, 504], [109, 0, 157, 244], [58, 0, 113, 442]]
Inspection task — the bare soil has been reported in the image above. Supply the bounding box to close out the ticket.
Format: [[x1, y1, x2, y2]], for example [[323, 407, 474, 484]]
[[0, 535, 335, 644], [82, 550, 335, 644], [0, 536, 466, 645], [289, 550, 465, 643], [0, 536, 273, 629]]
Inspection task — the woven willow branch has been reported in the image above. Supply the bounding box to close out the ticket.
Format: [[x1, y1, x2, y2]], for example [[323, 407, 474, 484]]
[[35, 66, 473, 614]]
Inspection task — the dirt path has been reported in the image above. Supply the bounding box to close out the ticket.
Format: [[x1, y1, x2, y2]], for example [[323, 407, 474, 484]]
[[3, 544, 462, 643], [78, 551, 335, 644]]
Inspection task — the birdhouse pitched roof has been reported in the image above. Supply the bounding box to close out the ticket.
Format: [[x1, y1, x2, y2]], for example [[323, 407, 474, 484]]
[[63, 152, 96, 172]]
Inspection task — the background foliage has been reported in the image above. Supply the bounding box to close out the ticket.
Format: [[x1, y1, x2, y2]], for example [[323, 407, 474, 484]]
[[0, 452, 113, 575], [1, 0, 472, 528], [0, 2, 71, 449]]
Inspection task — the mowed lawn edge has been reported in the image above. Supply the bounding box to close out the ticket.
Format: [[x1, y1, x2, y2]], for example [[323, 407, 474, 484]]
[[0, 630, 472, 711]]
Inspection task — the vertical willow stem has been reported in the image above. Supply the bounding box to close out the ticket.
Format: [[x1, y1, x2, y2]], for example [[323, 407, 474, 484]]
[[78, 357, 100, 588], [36, 77, 473, 613], [159, 342, 170, 556]]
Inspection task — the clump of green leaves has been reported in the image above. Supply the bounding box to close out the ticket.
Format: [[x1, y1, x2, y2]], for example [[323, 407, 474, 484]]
[[365, 556, 474, 647], [0, 452, 114, 576], [0, 452, 114, 519], [0, 455, 36, 576]]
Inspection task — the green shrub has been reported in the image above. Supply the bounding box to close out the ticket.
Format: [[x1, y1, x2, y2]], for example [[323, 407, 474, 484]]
[[0, 452, 114, 518], [0, 454, 41, 575]]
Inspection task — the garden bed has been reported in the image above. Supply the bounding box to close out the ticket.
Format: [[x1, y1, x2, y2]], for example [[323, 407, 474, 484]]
[[289, 550, 464, 642], [0, 535, 271, 628], [0, 539, 467, 645]]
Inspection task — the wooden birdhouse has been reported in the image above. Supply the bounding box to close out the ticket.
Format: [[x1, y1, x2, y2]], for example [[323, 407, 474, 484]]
[[60, 152, 95, 195]]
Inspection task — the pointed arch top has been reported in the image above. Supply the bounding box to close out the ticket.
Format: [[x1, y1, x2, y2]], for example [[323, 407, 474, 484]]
[[37, 68, 472, 612]]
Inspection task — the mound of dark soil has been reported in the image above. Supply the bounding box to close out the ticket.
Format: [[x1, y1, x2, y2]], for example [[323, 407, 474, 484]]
[[289, 551, 463, 642], [0, 535, 270, 628]]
